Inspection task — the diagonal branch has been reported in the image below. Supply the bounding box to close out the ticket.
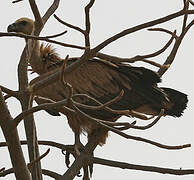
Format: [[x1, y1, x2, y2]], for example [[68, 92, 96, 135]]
[[158, 17, 194, 76], [54, 14, 85, 34], [92, 9, 194, 53], [0, 85, 19, 98], [13, 98, 74, 128], [42, 0, 60, 26]]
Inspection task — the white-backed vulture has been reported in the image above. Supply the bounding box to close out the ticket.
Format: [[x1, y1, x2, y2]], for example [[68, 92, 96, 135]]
[[7, 18, 188, 146]]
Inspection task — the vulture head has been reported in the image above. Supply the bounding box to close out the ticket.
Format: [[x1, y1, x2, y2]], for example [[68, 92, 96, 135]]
[[7, 17, 34, 35]]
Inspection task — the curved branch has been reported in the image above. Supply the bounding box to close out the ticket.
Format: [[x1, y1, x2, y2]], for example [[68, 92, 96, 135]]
[[0, 168, 62, 179], [44, 30, 67, 39], [92, 9, 194, 53], [158, 18, 194, 76], [100, 109, 164, 131], [148, 28, 179, 40], [72, 104, 190, 150]]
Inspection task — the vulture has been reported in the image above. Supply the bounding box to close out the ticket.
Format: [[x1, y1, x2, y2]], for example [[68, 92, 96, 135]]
[[7, 18, 188, 146]]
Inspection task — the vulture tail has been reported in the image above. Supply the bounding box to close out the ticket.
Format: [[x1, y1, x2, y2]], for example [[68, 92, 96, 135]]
[[161, 87, 188, 117]]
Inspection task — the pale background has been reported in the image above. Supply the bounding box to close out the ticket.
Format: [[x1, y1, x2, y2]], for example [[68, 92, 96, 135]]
[[0, 1, 194, 180]]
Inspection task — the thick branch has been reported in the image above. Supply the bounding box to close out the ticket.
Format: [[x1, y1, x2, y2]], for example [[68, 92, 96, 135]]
[[29, 0, 43, 35], [0, 89, 31, 180]]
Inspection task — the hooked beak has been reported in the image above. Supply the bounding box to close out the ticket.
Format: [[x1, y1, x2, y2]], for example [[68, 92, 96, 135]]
[[7, 23, 17, 32]]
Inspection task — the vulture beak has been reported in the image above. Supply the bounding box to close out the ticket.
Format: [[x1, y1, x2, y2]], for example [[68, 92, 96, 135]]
[[7, 23, 18, 32]]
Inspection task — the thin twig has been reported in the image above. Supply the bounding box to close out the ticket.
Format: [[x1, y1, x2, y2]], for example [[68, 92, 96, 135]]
[[72, 93, 148, 120], [98, 109, 164, 131], [136, 31, 176, 59], [54, 14, 85, 34], [12, 0, 23, 3], [73, 104, 190, 150], [44, 30, 67, 39], [28, 149, 50, 170], [0, 168, 5, 173], [148, 28, 179, 40], [158, 16, 194, 76]]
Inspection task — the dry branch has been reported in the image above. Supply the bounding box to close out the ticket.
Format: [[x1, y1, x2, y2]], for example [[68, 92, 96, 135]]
[[91, 156, 194, 175], [1, 32, 85, 50], [92, 9, 194, 53], [72, 104, 190, 150], [54, 14, 85, 34], [0, 168, 62, 179], [12, 0, 23, 3], [0, 85, 18, 98], [0, 89, 31, 180], [13, 97, 74, 128]]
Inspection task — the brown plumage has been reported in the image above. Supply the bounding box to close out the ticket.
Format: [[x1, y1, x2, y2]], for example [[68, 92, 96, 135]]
[[7, 18, 188, 145]]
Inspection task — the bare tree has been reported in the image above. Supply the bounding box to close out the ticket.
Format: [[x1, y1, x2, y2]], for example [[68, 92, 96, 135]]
[[0, 0, 194, 180]]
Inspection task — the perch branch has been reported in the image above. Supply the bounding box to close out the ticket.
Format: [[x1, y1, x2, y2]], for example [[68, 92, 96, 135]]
[[1, 32, 85, 50]]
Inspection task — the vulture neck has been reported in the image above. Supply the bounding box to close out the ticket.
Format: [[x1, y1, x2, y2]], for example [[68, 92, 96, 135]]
[[27, 39, 44, 75]]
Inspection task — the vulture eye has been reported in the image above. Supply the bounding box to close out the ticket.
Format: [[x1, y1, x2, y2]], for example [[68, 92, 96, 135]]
[[19, 20, 27, 26]]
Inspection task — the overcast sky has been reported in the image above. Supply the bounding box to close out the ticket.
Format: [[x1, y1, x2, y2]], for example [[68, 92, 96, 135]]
[[0, 1, 194, 180]]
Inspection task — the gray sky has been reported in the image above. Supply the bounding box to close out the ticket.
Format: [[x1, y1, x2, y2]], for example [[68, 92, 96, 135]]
[[0, 1, 194, 180]]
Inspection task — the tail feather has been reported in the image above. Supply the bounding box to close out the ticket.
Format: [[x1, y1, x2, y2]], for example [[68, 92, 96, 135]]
[[162, 87, 188, 117]]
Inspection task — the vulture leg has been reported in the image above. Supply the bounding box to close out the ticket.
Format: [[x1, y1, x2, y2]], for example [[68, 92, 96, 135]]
[[74, 132, 84, 155]]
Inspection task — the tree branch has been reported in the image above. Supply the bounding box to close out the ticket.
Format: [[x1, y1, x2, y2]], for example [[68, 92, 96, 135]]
[[91, 156, 194, 175], [92, 9, 194, 53], [54, 14, 85, 34], [1, 32, 85, 50], [0, 89, 31, 180]]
